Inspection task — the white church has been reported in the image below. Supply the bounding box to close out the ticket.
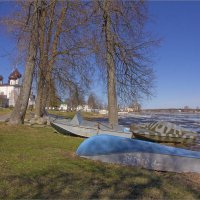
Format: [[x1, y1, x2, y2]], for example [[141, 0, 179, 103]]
[[0, 69, 35, 108]]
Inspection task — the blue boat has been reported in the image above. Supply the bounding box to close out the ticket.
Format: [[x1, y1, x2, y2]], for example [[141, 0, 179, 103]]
[[76, 134, 200, 173]]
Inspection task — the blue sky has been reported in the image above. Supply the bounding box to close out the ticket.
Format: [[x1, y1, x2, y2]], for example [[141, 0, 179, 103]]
[[0, 1, 200, 109], [143, 1, 200, 109], [0, 1, 23, 81]]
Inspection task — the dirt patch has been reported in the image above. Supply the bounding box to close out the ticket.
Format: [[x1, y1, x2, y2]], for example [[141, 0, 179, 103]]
[[183, 172, 200, 185], [0, 113, 10, 122]]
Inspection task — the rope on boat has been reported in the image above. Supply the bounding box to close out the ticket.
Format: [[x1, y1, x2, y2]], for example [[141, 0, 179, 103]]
[[95, 121, 113, 130]]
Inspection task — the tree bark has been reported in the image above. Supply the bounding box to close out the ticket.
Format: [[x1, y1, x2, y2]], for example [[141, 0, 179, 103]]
[[41, 4, 67, 112], [103, 0, 118, 126], [9, 1, 39, 125], [35, 0, 46, 118], [35, 0, 56, 117]]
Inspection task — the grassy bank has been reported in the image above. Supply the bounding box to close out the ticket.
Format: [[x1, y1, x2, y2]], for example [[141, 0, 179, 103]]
[[0, 123, 200, 199], [48, 110, 105, 120], [0, 108, 12, 116], [0, 108, 105, 120]]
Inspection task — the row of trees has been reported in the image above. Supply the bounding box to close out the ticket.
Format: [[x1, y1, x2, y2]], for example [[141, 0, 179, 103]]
[[65, 93, 103, 110], [1, 0, 158, 126]]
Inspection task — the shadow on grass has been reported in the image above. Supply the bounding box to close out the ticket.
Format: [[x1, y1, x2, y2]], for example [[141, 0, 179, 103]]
[[1, 160, 200, 199]]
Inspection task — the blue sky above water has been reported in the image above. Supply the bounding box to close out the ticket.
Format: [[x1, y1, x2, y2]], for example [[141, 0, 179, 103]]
[[143, 1, 200, 109], [0, 1, 200, 109]]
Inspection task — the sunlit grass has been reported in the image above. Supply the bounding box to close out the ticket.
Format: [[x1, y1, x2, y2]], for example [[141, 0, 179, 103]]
[[0, 123, 200, 199], [0, 108, 105, 120], [48, 110, 105, 120], [0, 108, 12, 116]]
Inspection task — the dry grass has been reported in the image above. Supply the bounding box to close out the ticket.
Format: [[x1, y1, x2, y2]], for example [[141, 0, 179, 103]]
[[0, 123, 200, 199], [0, 108, 12, 116], [48, 110, 106, 120]]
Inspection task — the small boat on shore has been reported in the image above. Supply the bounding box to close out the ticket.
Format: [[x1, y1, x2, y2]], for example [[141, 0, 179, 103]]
[[50, 112, 132, 138], [76, 134, 200, 173], [130, 121, 198, 144]]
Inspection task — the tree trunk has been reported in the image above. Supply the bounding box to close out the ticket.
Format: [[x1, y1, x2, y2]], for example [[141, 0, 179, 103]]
[[103, 0, 118, 126], [41, 5, 67, 112], [35, 72, 44, 117], [35, 0, 56, 117], [35, 0, 47, 118], [9, 1, 39, 125]]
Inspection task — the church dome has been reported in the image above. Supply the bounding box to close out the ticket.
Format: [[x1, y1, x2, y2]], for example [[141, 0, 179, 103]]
[[9, 69, 22, 80], [0, 75, 3, 81]]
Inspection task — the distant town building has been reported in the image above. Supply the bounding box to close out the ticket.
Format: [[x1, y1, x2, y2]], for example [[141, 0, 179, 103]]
[[125, 102, 141, 112], [76, 105, 83, 111], [75, 105, 91, 112], [99, 109, 108, 115], [28, 93, 36, 109], [59, 103, 68, 111], [82, 105, 92, 112], [0, 69, 35, 108]]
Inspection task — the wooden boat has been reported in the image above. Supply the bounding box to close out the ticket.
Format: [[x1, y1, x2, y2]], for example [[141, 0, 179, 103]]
[[130, 121, 198, 144], [50, 112, 132, 138], [76, 134, 200, 173]]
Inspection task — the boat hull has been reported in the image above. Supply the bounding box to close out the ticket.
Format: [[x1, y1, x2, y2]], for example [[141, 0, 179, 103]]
[[51, 121, 133, 138], [130, 121, 197, 144], [76, 134, 200, 173], [133, 132, 196, 144], [82, 152, 200, 173], [50, 122, 84, 137]]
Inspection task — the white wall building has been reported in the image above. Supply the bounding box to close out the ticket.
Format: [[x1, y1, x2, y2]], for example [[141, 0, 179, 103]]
[[76, 105, 83, 111], [59, 103, 68, 111], [0, 69, 22, 107], [82, 105, 92, 112], [0, 69, 36, 108], [99, 109, 108, 115]]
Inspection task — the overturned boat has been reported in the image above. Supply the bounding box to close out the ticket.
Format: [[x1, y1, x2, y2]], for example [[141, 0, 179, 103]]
[[50, 112, 132, 138], [76, 134, 200, 173], [130, 121, 198, 144]]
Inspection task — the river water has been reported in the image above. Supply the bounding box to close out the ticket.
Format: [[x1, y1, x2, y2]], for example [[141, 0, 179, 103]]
[[118, 113, 200, 133], [117, 113, 200, 151], [93, 112, 200, 132]]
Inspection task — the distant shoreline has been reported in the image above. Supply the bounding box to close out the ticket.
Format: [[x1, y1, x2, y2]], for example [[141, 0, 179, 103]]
[[141, 109, 200, 114]]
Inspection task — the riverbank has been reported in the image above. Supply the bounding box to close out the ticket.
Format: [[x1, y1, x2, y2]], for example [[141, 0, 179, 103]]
[[0, 123, 200, 199]]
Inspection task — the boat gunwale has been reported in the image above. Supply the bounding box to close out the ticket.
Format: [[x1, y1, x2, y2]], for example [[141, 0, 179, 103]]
[[132, 132, 196, 145], [76, 135, 200, 159], [52, 121, 132, 135], [80, 150, 200, 160], [132, 128, 197, 139]]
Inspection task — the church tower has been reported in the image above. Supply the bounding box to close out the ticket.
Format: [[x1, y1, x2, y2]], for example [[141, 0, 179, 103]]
[[8, 69, 22, 85]]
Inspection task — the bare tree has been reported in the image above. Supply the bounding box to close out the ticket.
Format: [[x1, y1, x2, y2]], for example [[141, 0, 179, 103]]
[[9, 1, 41, 125], [87, 0, 158, 125], [66, 86, 85, 110], [42, 78, 61, 108], [35, 0, 92, 118], [87, 93, 98, 109], [35, 0, 50, 118]]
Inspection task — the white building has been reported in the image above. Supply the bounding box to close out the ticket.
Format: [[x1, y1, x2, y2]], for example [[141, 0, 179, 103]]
[[99, 109, 108, 115], [59, 103, 68, 111], [76, 105, 92, 112], [82, 105, 92, 112], [76, 105, 83, 111], [0, 69, 35, 108], [0, 69, 22, 107]]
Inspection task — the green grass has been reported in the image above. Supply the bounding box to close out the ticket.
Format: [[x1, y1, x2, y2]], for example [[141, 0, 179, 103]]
[[0, 108, 103, 120], [48, 110, 104, 120], [0, 108, 12, 116], [0, 123, 200, 199]]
